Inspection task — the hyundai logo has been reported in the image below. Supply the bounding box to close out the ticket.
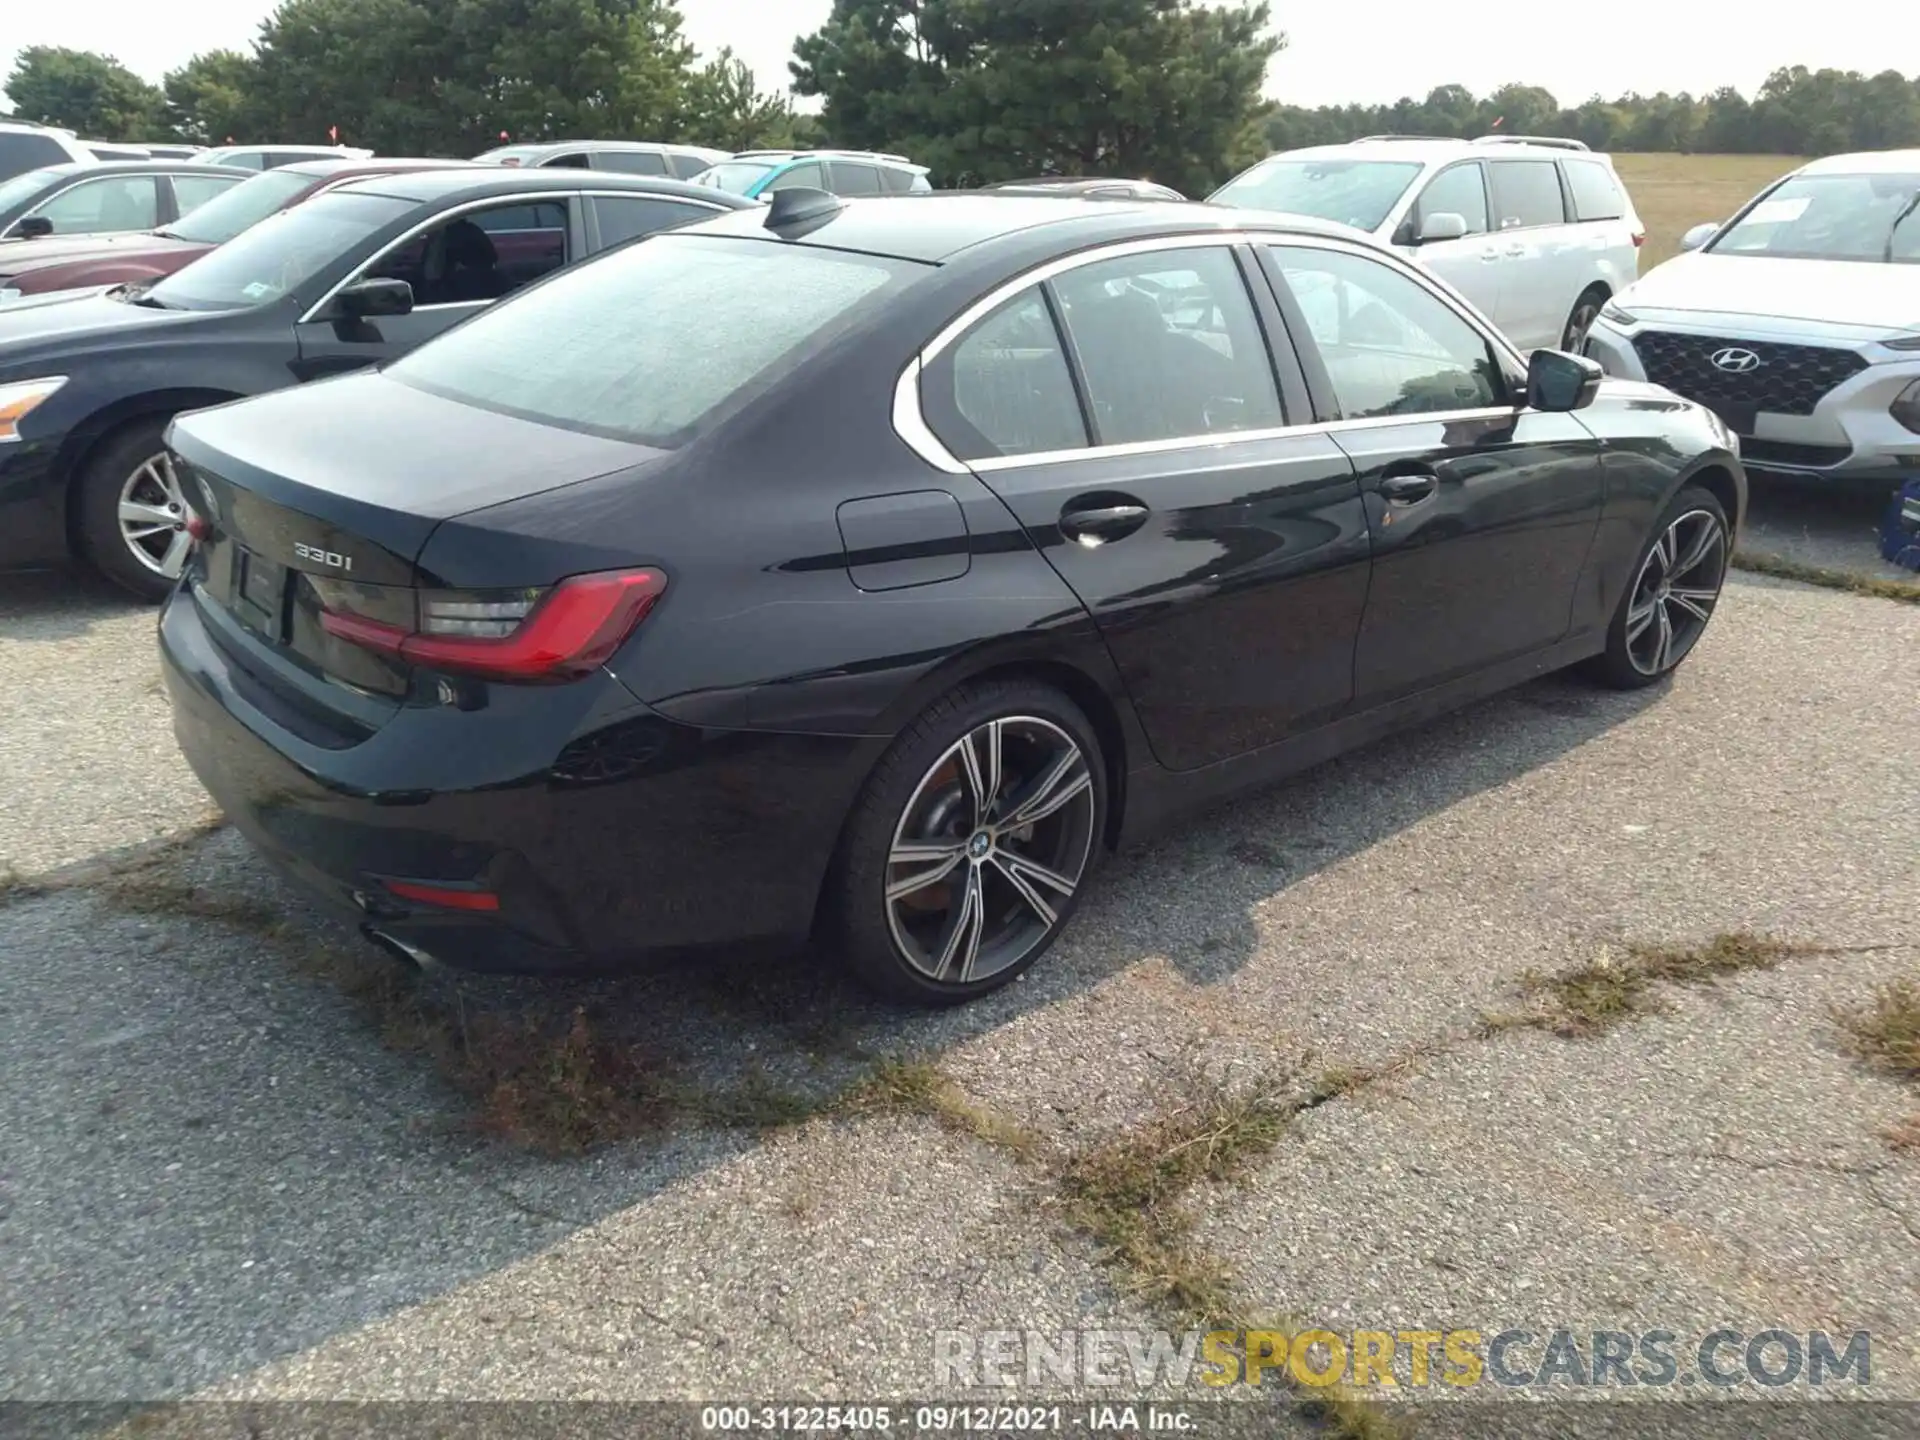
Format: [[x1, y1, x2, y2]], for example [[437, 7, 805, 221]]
[[1710, 347, 1762, 374]]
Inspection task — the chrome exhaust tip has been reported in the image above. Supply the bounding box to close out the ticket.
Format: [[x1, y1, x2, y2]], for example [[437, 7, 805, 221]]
[[363, 927, 438, 971]]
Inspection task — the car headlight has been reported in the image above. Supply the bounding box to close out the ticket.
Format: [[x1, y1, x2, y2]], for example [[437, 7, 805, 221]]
[[0, 376, 67, 442], [1883, 332, 1920, 351], [1599, 299, 1639, 327]]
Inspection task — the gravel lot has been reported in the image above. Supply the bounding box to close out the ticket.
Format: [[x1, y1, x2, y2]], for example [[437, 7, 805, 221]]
[[2, 483, 1916, 1430]]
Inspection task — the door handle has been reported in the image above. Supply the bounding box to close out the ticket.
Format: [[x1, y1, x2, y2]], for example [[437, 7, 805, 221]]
[[1378, 471, 1439, 505], [1059, 501, 1150, 546]]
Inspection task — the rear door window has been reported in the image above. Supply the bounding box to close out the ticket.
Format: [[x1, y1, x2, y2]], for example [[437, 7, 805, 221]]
[[766, 161, 825, 193], [596, 149, 669, 176], [171, 172, 244, 216], [1049, 245, 1285, 445], [668, 152, 712, 180], [880, 166, 916, 194], [544, 151, 592, 169], [591, 194, 717, 246], [1562, 160, 1626, 222], [925, 287, 1088, 460], [1488, 161, 1566, 230], [830, 161, 885, 196], [388, 234, 917, 445]]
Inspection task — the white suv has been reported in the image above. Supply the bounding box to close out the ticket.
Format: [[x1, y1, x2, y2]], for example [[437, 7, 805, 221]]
[[1210, 135, 1644, 352]]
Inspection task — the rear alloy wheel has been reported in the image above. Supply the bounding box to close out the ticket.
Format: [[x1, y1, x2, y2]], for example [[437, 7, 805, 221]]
[[830, 682, 1104, 1004], [76, 416, 193, 602], [1561, 289, 1605, 352], [1588, 485, 1730, 689]]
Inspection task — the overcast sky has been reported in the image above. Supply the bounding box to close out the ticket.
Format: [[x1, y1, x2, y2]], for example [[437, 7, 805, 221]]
[[5, 0, 1918, 114]]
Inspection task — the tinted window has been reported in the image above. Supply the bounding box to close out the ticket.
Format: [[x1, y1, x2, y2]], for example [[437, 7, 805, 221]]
[[831, 161, 884, 196], [668, 152, 711, 180], [597, 149, 669, 176], [1710, 171, 1920, 262], [172, 173, 243, 216], [1562, 160, 1624, 222], [1488, 161, 1565, 229], [1050, 246, 1283, 446], [1413, 164, 1489, 235], [593, 195, 713, 246], [767, 161, 825, 193], [0, 134, 68, 181], [1209, 159, 1422, 232], [218, 151, 268, 170], [390, 235, 915, 445], [1267, 246, 1503, 419], [168, 167, 313, 243], [150, 191, 414, 310], [544, 152, 591, 170], [32, 176, 160, 235], [880, 165, 916, 194], [368, 200, 568, 306], [932, 288, 1087, 460]]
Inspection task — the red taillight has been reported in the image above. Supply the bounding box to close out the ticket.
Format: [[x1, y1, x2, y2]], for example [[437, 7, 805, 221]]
[[320, 568, 666, 683], [384, 879, 500, 911], [1631, 231, 1646, 248]]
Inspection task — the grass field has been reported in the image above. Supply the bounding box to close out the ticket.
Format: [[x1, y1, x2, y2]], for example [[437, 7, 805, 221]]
[[1612, 153, 1804, 268]]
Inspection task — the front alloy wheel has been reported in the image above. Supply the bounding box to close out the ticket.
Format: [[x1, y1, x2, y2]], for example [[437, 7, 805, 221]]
[[1625, 508, 1726, 677]]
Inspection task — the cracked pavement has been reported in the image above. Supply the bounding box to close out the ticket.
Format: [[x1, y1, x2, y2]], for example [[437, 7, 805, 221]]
[[2, 494, 1917, 1425]]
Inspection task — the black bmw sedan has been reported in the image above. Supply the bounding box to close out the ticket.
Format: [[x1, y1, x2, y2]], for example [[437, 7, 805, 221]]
[[0, 169, 752, 598], [159, 191, 1745, 1005]]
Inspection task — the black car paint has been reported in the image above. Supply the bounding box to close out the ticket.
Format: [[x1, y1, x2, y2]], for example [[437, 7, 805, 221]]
[[158, 197, 1744, 972], [0, 170, 752, 573]]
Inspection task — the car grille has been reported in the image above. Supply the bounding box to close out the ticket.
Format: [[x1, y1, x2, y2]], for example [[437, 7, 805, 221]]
[[1738, 437, 1853, 469], [1631, 331, 1868, 416]]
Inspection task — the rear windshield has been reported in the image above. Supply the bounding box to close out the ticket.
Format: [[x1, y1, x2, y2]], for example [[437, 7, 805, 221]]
[[165, 167, 314, 244], [1710, 172, 1920, 263], [474, 146, 543, 166], [694, 161, 775, 195], [389, 234, 919, 446], [1209, 159, 1422, 233], [149, 190, 414, 310]]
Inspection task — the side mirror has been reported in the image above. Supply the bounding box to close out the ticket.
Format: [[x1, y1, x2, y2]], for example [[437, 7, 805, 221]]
[[1679, 222, 1719, 252], [16, 215, 53, 240], [1525, 349, 1604, 412], [333, 277, 414, 319], [1417, 211, 1468, 244]]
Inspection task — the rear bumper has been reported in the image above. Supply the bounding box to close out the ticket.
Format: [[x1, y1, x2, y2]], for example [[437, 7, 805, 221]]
[[159, 581, 872, 972]]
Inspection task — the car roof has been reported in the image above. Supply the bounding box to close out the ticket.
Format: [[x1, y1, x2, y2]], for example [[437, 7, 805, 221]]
[[1257, 138, 1598, 165], [488, 139, 716, 155], [13, 160, 245, 179], [1798, 149, 1920, 175], [332, 168, 755, 206], [684, 192, 1368, 265], [274, 157, 479, 180]]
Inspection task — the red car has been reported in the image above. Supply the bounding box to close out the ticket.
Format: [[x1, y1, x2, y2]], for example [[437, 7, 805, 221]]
[[0, 158, 474, 302]]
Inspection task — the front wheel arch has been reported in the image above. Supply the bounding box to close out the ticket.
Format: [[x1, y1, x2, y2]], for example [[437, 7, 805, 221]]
[[57, 389, 244, 542]]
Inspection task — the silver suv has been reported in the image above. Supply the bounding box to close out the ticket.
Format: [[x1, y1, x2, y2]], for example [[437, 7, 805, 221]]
[[1583, 149, 1920, 487], [1210, 135, 1644, 352]]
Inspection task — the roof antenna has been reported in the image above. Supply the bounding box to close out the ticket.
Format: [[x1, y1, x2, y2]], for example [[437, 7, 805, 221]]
[[764, 186, 845, 233]]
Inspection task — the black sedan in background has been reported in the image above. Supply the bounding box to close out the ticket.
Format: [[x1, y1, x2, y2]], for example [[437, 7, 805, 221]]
[[159, 192, 1744, 1006], [0, 169, 752, 597]]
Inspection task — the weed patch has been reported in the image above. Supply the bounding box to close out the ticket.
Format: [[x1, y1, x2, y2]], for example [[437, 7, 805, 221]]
[[1732, 551, 1920, 605], [841, 1058, 1037, 1155], [1834, 980, 1920, 1084], [1506, 931, 1824, 1039]]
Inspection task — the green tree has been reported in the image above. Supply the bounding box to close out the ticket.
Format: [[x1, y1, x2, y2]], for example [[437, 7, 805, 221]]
[[792, 0, 1282, 196], [162, 50, 262, 144], [3, 46, 165, 138], [688, 48, 797, 150]]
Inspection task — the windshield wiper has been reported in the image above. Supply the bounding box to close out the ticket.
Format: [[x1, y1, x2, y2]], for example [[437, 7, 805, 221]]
[[115, 283, 174, 309], [1885, 189, 1920, 262]]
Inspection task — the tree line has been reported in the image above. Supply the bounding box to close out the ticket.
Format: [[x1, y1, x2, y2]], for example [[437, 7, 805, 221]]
[[4, 0, 1916, 196]]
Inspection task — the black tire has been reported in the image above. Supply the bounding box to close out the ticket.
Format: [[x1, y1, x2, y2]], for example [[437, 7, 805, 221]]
[[75, 416, 188, 603], [1585, 484, 1731, 690], [825, 678, 1107, 1005], [1561, 286, 1608, 353]]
